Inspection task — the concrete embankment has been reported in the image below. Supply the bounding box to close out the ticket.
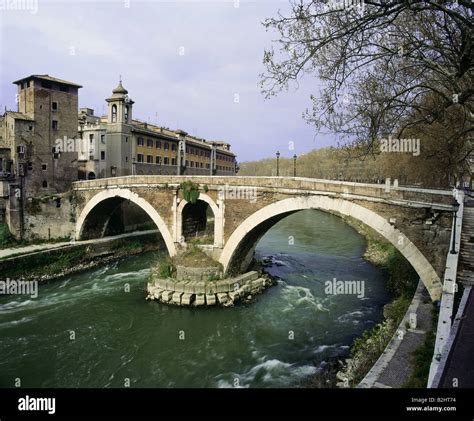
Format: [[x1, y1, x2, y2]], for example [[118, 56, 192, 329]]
[[146, 270, 274, 307]]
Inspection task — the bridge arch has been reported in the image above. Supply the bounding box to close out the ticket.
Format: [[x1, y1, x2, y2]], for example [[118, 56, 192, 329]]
[[75, 188, 177, 257], [176, 193, 223, 247], [219, 195, 442, 301]]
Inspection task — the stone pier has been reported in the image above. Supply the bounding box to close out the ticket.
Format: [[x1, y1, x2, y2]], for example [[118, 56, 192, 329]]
[[146, 270, 274, 307]]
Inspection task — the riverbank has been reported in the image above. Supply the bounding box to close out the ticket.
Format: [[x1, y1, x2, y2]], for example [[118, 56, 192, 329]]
[[0, 232, 164, 283], [303, 213, 421, 388]]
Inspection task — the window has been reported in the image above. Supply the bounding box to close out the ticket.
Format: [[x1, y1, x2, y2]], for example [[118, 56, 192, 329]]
[[147, 155, 153, 163], [42, 164, 47, 170], [101, 135, 106, 144], [137, 137, 144, 146], [52, 102, 58, 111], [190, 161, 194, 167], [112, 104, 117, 122], [137, 154, 144, 162], [171, 158, 176, 166], [26, 81, 30, 88], [156, 140, 161, 149], [171, 144, 177, 151], [124, 105, 129, 123], [125, 136, 128, 143], [164, 157, 169, 165], [101, 151, 106, 160], [29, 125, 33, 131], [156, 156, 161, 164], [89, 134, 94, 143], [185, 160, 189, 166], [147, 139, 153, 148], [52, 120, 58, 130], [164, 142, 169, 150], [42, 180, 48, 188], [200, 162, 203, 168], [126, 156, 128, 162]]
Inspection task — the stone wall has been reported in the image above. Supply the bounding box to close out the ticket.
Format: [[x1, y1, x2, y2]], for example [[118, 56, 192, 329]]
[[147, 270, 273, 307], [24, 192, 76, 240], [175, 265, 222, 282]]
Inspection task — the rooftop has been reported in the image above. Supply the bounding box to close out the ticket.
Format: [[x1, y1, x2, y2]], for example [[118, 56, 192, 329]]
[[12, 74, 83, 88]]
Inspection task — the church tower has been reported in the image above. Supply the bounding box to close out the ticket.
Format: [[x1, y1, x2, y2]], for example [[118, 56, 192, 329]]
[[106, 79, 134, 124], [105, 79, 134, 177]]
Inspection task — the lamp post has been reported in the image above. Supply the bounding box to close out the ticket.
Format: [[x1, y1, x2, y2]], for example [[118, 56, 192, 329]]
[[293, 154, 297, 177], [276, 150, 280, 176], [450, 198, 460, 254]]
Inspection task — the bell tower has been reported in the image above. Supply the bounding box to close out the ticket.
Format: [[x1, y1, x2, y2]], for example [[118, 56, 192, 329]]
[[104, 78, 134, 177], [105, 78, 134, 124]]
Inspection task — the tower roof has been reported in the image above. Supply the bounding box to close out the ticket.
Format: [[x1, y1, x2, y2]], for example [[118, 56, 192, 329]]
[[106, 78, 133, 103], [112, 81, 128, 95]]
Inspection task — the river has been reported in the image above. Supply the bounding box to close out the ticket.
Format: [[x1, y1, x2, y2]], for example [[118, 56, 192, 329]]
[[0, 210, 390, 388]]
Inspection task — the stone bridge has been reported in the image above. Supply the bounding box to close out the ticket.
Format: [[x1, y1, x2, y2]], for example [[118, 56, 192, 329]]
[[71, 175, 456, 301]]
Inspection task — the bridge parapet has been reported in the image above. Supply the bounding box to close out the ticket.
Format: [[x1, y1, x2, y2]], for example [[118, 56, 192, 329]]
[[72, 176, 452, 208]]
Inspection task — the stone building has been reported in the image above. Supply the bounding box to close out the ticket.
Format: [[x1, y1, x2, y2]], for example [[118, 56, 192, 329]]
[[0, 74, 237, 239], [9, 75, 82, 195], [77, 81, 237, 179]]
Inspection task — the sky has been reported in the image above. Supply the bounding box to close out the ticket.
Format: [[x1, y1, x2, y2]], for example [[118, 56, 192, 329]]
[[0, 0, 335, 162]]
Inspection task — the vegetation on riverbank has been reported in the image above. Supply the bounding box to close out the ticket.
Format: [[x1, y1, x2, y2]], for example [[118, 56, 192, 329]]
[[337, 216, 419, 386], [0, 234, 162, 282], [306, 213, 420, 388]]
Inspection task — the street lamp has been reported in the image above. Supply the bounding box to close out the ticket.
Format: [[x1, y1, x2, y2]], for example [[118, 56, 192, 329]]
[[450, 198, 460, 254], [276, 151, 280, 176], [293, 154, 297, 177]]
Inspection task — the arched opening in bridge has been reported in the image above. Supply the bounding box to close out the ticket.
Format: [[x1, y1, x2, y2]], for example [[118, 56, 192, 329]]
[[219, 196, 442, 301], [79, 197, 159, 240], [80, 197, 157, 240], [76, 189, 176, 257], [181, 200, 214, 244], [87, 171, 96, 180]]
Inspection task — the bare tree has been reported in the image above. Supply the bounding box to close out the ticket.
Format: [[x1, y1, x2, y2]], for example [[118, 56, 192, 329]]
[[260, 0, 473, 155]]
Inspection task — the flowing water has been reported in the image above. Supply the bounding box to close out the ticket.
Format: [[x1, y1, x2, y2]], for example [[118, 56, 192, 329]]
[[0, 210, 390, 388]]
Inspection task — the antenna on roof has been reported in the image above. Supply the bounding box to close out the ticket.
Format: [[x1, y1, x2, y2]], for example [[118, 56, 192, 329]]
[[119, 74, 122, 83]]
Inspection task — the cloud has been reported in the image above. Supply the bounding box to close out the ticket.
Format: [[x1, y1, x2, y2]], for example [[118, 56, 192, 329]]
[[0, 0, 335, 161]]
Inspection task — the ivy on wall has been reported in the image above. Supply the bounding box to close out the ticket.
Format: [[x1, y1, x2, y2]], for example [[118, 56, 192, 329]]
[[179, 181, 201, 204]]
